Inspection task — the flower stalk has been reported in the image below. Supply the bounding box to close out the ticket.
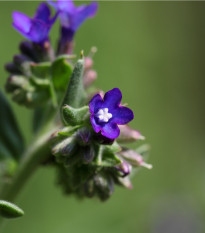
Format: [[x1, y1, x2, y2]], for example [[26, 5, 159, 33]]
[[0, 119, 57, 202]]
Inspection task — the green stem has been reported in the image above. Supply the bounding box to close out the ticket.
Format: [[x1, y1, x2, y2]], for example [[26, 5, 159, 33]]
[[0, 122, 56, 202]]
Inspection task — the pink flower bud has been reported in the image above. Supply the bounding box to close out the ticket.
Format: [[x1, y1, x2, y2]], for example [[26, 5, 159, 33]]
[[117, 125, 145, 143], [120, 149, 152, 169]]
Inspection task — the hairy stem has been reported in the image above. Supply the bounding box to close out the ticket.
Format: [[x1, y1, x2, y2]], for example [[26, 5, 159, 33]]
[[0, 121, 57, 202]]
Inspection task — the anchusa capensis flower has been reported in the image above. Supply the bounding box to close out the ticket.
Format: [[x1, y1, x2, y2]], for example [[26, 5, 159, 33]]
[[12, 3, 57, 44], [89, 88, 134, 139], [48, 0, 98, 54], [1, 0, 152, 205]]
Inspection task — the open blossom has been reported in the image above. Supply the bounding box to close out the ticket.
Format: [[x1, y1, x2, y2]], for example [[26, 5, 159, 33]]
[[49, 0, 98, 42], [12, 3, 57, 43], [89, 88, 134, 139]]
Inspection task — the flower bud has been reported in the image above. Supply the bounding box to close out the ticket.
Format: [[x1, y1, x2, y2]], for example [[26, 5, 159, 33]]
[[118, 176, 133, 189], [117, 125, 145, 143], [120, 149, 152, 169], [4, 63, 21, 74], [84, 179, 95, 198], [84, 57, 93, 70], [115, 161, 132, 177], [75, 127, 92, 146], [52, 137, 76, 158], [83, 146, 95, 163], [83, 70, 97, 89], [94, 174, 114, 201], [13, 54, 31, 67], [5, 75, 27, 92], [19, 41, 38, 62]]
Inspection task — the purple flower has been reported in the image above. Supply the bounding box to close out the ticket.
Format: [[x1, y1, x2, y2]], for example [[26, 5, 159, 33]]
[[12, 3, 57, 43], [89, 88, 134, 140], [48, 0, 98, 42]]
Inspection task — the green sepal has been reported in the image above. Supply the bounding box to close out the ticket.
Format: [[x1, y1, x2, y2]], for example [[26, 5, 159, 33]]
[[62, 105, 89, 126], [101, 148, 122, 167], [0, 200, 24, 218], [51, 57, 72, 90], [57, 126, 81, 137], [12, 88, 50, 108], [94, 143, 122, 167], [62, 55, 86, 108], [5, 75, 28, 93], [0, 90, 24, 161], [30, 62, 51, 79]]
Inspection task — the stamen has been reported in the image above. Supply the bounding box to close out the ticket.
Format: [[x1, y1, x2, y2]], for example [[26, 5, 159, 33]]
[[96, 108, 112, 122]]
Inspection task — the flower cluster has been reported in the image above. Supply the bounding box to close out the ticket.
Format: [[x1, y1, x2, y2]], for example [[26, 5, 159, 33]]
[[5, 1, 98, 107], [4, 0, 152, 201], [51, 58, 152, 200]]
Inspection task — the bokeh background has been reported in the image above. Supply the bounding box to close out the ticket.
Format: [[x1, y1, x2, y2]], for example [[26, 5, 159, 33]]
[[1, 1, 205, 233]]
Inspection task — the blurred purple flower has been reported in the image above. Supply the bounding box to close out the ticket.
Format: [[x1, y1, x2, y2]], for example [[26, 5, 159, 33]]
[[12, 3, 57, 43], [48, 0, 98, 42], [89, 88, 134, 140]]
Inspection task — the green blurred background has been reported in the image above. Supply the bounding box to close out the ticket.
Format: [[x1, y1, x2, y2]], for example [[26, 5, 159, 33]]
[[1, 1, 205, 233]]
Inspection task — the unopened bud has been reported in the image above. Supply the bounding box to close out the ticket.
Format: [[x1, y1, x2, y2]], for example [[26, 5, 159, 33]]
[[94, 174, 114, 201], [83, 146, 95, 163], [118, 125, 145, 143], [12, 89, 27, 105], [118, 176, 133, 189], [52, 137, 76, 157], [76, 127, 92, 146], [83, 70, 97, 88], [115, 161, 132, 177], [13, 54, 31, 67], [84, 57, 93, 70], [84, 179, 95, 198], [5, 75, 27, 92], [120, 149, 152, 169], [4, 63, 21, 74], [19, 41, 38, 62]]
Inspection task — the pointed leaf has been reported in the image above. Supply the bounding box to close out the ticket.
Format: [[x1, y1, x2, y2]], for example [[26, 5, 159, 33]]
[[0, 200, 24, 218], [0, 90, 24, 161]]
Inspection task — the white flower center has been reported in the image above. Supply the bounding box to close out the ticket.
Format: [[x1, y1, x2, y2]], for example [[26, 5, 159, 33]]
[[96, 108, 112, 123]]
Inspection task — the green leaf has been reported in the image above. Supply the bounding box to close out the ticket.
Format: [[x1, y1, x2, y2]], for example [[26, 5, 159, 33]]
[[62, 55, 86, 108], [0, 90, 24, 161], [0, 200, 24, 218], [51, 57, 72, 90]]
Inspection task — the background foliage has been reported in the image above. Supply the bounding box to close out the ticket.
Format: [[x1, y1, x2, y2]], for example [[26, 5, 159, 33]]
[[1, 1, 205, 233]]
